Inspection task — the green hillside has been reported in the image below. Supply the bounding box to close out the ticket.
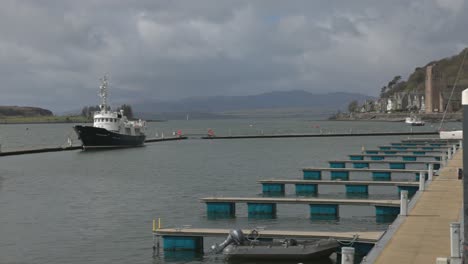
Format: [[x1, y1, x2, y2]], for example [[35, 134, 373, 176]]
[[383, 48, 468, 97]]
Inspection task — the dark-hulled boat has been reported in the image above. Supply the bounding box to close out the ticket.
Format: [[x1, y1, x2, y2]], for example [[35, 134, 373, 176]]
[[74, 76, 146, 149], [211, 229, 339, 261]]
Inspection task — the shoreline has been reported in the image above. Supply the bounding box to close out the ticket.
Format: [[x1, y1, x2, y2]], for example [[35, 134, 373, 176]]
[[330, 112, 462, 122]]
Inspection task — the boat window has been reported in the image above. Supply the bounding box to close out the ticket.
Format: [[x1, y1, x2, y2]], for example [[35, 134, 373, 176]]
[[105, 118, 109, 122]]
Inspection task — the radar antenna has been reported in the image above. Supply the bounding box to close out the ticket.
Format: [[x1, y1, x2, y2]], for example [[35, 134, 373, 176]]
[[99, 75, 109, 111]]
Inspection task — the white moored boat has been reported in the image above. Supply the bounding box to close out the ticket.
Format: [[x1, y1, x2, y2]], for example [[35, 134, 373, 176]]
[[405, 116, 425, 126], [73, 76, 147, 149]]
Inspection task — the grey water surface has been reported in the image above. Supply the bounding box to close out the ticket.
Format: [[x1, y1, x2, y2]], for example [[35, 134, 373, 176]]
[[0, 119, 461, 263]]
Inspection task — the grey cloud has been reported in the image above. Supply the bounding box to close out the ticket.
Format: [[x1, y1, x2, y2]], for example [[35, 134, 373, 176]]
[[0, 0, 467, 112]]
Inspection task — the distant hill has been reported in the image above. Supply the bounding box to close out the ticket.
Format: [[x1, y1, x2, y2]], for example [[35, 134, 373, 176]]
[[0, 106, 53, 117], [134, 90, 373, 119], [382, 48, 468, 97]]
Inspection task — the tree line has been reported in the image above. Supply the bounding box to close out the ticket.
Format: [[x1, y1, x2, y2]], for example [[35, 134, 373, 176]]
[[80, 104, 134, 119]]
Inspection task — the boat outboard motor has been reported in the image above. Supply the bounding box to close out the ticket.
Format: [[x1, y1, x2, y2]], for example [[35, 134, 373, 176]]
[[211, 229, 246, 253]]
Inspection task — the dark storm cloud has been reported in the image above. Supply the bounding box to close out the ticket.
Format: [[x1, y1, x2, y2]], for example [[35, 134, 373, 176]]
[[0, 0, 467, 112]]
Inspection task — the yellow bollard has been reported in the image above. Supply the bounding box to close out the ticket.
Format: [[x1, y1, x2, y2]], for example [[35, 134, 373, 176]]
[[158, 218, 161, 229], [153, 219, 156, 232]]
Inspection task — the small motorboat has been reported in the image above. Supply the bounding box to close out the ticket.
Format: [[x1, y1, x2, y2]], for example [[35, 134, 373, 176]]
[[211, 229, 339, 261]]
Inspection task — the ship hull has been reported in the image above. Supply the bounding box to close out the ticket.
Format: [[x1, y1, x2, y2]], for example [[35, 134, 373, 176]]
[[74, 125, 146, 149]]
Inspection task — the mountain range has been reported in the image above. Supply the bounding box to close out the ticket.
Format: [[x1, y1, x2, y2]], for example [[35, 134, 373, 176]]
[[133, 90, 372, 119]]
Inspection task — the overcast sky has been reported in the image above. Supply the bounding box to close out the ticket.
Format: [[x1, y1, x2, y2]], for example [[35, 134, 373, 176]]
[[0, 0, 467, 112]]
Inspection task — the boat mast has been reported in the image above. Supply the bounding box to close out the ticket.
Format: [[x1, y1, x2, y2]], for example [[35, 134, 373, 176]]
[[99, 75, 109, 111]]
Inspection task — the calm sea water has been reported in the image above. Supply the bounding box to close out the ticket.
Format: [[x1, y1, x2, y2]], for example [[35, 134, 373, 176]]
[[0, 119, 461, 264]]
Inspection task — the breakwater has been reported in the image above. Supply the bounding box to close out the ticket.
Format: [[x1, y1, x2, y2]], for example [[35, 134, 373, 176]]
[[201, 131, 439, 139], [0, 136, 187, 157]]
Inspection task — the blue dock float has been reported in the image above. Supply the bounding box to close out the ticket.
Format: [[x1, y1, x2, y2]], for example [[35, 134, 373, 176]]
[[206, 202, 236, 219], [345, 185, 369, 197], [295, 183, 318, 196], [257, 179, 419, 197], [262, 183, 285, 195], [310, 204, 339, 220], [303, 170, 322, 180], [163, 236, 204, 252], [375, 206, 401, 222], [372, 171, 391, 181], [330, 162, 346, 168], [248, 203, 277, 218], [201, 197, 400, 222], [331, 170, 349, 180]]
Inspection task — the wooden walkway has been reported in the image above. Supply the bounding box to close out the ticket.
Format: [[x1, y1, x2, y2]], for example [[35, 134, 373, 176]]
[[373, 150, 463, 263]]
